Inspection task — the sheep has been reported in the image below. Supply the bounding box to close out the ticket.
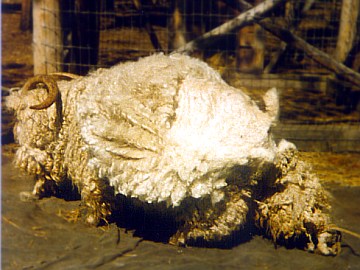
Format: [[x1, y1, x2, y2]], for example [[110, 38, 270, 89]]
[[6, 53, 340, 255]]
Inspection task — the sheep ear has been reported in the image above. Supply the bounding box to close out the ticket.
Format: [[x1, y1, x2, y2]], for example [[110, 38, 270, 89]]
[[263, 87, 279, 121], [4, 88, 23, 111]]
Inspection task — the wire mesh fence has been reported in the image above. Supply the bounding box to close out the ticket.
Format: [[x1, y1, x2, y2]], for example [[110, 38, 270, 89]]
[[33, 0, 359, 73], [21, 0, 360, 151]]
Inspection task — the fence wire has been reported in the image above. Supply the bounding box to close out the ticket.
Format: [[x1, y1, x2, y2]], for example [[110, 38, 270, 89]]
[[34, 0, 360, 151]]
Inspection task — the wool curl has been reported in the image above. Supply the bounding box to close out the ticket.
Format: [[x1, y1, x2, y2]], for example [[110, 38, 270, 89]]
[[6, 54, 340, 255], [254, 143, 341, 255]]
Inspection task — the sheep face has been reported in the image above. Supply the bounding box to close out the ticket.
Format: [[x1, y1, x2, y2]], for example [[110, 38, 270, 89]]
[[6, 85, 60, 175]]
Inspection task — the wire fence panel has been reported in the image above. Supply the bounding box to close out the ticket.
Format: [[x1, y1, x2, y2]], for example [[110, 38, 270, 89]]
[[35, 1, 360, 74], [31, 0, 360, 151]]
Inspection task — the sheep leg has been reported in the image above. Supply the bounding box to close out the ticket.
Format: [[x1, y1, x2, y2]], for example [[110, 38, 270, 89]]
[[170, 191, 250, 246], [255, 162, 341, 255], [81, 178, 114, 225]]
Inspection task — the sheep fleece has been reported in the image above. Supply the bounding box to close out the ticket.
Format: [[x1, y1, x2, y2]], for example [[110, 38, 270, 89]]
[[6, 54, 340, 254]]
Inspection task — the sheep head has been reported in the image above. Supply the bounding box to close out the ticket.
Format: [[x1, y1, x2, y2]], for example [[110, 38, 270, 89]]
[[5, 73, 78, 175]]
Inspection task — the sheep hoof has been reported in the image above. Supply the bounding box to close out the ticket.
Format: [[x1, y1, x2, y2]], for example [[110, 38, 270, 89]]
[[169, 231, 186, 246], [85, 214, 97, 225], [81, 205, 111, 226], [19, 191, 39, 202]]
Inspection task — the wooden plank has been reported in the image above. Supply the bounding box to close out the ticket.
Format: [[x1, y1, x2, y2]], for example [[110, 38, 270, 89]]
[[224, 73, 331, 93], [271, 124, 360, 152]]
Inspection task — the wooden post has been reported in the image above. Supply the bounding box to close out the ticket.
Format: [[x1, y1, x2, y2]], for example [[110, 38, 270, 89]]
[[236, 0, 265, 73], [333, 0, 359, 63], [33, 0, 63, 74], [236, 22, 265, 73]]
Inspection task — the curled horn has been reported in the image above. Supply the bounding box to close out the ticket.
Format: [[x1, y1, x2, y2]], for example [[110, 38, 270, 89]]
[[50, 72, 80, 80], [22, 74, 60, 110]]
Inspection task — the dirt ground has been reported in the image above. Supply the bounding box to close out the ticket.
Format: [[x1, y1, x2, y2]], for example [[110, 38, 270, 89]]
[[2, 8, 360, 270], [2, 144, 360, 270]]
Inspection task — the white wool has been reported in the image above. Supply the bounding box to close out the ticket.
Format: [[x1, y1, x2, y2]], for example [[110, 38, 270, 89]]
[[7, 53, 281, 206], [6, 54, 340, 253], [76, 54, 280, 206]]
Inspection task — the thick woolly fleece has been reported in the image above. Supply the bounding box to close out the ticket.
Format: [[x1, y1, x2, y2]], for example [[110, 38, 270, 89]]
[[77, 53, 279, 206], [6, 54, 340, 254]]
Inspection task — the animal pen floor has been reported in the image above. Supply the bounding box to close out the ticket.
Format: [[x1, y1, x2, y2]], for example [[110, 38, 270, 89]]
[[2, 8, 360, 270]]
